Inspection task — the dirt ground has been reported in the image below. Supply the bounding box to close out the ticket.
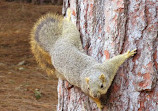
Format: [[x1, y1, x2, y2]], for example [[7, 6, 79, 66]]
[[0, 1, 62, 111]]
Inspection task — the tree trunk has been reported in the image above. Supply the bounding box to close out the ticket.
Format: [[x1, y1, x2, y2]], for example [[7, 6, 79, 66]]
[[58, 0, 158, 110]]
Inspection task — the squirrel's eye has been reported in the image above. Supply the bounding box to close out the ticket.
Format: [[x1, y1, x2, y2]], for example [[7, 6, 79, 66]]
[[88, 87, 90, 90], [100, 84, 103, 88]]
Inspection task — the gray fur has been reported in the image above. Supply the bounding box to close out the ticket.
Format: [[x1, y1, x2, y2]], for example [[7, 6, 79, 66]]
[[33, 12, 136, 109], [35, 16, 62, 52]]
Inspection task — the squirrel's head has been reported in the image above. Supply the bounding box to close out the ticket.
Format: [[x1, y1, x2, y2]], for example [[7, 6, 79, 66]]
[[85, 73, 108, 98]]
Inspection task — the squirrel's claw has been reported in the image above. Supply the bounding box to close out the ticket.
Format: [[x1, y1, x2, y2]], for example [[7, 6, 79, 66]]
[[125, 49, 137, 58], [90, 97, 104, 110], [65, 8, 71, 21], [98, 103, 104, 110]]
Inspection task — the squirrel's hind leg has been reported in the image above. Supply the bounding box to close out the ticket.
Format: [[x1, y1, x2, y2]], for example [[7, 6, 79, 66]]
[[65, 8, 71, 21], [55, 70, 66, 80]]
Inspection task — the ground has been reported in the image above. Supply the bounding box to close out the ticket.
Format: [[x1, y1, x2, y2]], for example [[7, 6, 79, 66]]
[[0, 1, 62, 111]]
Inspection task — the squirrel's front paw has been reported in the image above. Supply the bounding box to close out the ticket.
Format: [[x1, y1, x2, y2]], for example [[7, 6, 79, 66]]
[[97, 103, 104, 110], [91, 97, 104, 110], [125, 49, 137, 58]]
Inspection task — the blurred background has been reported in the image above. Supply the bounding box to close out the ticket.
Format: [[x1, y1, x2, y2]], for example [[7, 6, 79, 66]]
[[0, 0, 62, 110]]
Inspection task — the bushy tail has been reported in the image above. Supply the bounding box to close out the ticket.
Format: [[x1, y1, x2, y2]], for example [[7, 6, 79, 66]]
[[30, 13, 63, 76]]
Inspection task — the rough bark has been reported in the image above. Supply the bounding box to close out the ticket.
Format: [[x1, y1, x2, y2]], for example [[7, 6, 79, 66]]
[[58, 0, 158, 110]]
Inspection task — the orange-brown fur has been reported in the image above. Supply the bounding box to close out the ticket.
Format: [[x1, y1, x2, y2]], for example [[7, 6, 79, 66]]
[[30, 13, 63, 76], [30, 37, 55, 76]]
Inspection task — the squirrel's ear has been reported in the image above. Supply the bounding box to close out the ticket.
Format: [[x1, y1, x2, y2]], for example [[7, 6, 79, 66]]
[[99, 74, 105, 82], [85, 77, 89, 84]]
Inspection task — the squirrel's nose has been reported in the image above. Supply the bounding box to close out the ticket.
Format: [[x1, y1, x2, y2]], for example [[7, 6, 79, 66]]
[[93, 93, 98, 98]]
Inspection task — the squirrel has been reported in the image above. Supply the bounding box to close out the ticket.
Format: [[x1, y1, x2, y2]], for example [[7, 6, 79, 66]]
[[30, 8, 137, 109]]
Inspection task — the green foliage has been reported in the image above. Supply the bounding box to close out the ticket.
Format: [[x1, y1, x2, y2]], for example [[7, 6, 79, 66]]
[[34, 89, 42, 100]]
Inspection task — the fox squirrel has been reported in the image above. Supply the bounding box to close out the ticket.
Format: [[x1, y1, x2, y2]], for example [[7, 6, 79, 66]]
[[30, 8, 137, 109]]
